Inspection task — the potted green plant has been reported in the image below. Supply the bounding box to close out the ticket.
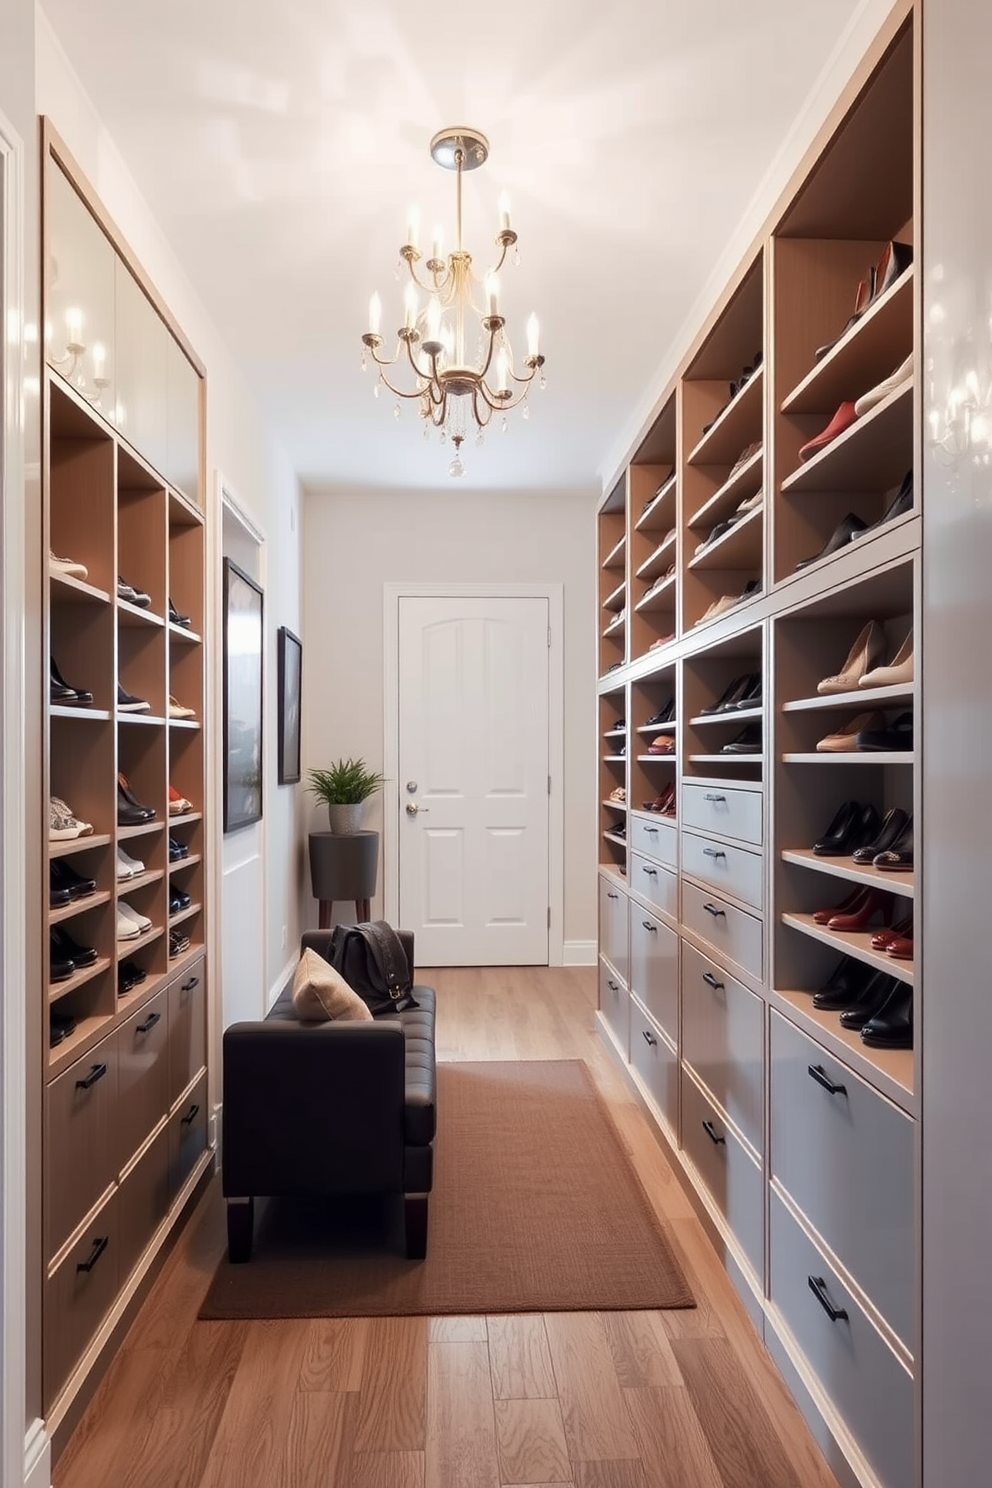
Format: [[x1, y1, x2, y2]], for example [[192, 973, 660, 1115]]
[[307, 757, 386, 834]]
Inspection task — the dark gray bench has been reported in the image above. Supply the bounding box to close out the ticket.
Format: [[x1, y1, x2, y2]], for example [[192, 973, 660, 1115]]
[[221, 929, 436, 1261]]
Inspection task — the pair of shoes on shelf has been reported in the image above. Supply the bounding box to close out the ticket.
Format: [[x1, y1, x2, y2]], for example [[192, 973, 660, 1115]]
[[50, 549, 88, 581], [118, 959, 148, 994], [871, 911, 914, 959], [168, 598, 192, 628], [646, 735, 675, 755], [812, 800, 881, 856], [169, 928, 191, 958], [170, 887, 192, 916], [644, 699, 675, 727], [608, 786, 626, 804], [50, 859, 96, 906], [116, 845, 146, 879], [50, 926, 97, 983], [50, 1010, 77, 1046], [168, 785, 193, 821], [49, 795, 93, 841], [51, 655, 94, 707], [815, 710, 913, 752], [720, 721, 762, 755], [812, 883, 892, 931], [701, 673, 762, 715], [698, 577, 762, 625], [643, 782, 676, 816], [117, 901, 152, 941], [118, 774, 156, 826], [610, 716, 626, 732], [169, 836, 190, 862], [813, 241, 914, 362], [855, 352, 914, 416], [726, 441, 762, 482], [811, 958, 913, 1047], [118, 682, 151, 713], [118, 575, 151, 608], [817, 620, 914, 693], [649, 633, 675, 651], [795, 474, 914, 569]]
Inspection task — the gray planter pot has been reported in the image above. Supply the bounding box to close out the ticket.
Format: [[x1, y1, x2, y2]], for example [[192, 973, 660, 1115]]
[[326, 802, 366, 834]]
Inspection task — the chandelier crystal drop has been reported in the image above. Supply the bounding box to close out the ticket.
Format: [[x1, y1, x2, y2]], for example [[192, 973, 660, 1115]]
[[361, 127, 545, 477]]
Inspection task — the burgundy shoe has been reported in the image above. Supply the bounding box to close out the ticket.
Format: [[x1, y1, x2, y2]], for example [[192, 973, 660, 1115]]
[[799, 401, 858, 462]]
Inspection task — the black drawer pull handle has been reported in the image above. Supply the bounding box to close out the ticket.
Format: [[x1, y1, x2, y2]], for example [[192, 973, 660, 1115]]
[[644, 826, 658, 834], [607, 979, 619, 993], [642, 920, 657, 933], [136, 1012, 161, 1035], [607, 891, 619, 900], [76, 1063, 108, 1091], [704, 793, 726, 803], [641, 867, 658, 877], [76, 1235, 109, 1274], [808, 1275, 849, 1323], [181, 976, 200, 992], [703, 902, 726, 918], [808, 1064, 847, 1097], [642, 1029, 657, 1048], [702, 1120, 726, 1146], [702, 848, 726, 859], [181, 1103, 200, 1127], [702, 972, 725, 991]]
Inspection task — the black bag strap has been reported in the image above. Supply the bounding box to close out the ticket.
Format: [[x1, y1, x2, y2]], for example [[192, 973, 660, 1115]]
[[363, 919, 411, 994]]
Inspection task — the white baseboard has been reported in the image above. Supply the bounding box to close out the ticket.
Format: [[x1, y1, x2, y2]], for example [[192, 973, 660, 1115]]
[[266, 952, 297, 1010], [24, 1420, 50, 1488], [562, 940, 597, 967]]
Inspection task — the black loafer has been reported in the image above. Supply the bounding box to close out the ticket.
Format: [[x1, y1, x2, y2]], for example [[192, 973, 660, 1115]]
[[861, 981, 913, 1047], [51, 859, 97, 900], [51, 925, 98, 968], [795, 513, 868, 570], [812, 955, 875, 1010], [857, 711, 913, 752]]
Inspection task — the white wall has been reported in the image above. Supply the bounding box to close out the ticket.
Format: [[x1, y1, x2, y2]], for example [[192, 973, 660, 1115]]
[[302, 484, 598, 953], [36, 10, 306, 1006]]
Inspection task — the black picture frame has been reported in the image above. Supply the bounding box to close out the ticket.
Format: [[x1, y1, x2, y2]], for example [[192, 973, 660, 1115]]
[[277, 626, 302, 785], [223, 557, 264, 832]]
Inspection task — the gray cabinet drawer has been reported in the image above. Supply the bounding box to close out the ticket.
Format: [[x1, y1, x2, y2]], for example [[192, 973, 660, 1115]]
[[770, 1192, 913, 1488], [44, 1188, 119, 1406], [168, 1070, 208, 1202], [630, 1005, 678, 1135], [116, 988, 170, 1172], [770, 1013, 914, 1348], [629, 853, 677, 920], [46, 1036, 118, 1257], [118, 1124, 169, 1286], [630, 910, 678, 1042], [167, 954, 206, 1107], [629, 813, 678, 868], [681, 940, 764, 1155], [682, 1073, 763, 1279], [599, 959, 630, 1060], [682, 782, 762, 846], [599, 874, 629, 984], [682, 879, 763, 981], [682, 830, 763, 911]]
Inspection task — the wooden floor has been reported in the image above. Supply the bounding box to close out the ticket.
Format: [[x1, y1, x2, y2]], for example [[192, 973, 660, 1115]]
[[54, 965, 840, 1488]]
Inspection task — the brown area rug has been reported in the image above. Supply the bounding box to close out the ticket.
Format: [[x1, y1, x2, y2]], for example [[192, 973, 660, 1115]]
[[199, 1059, 694, 1319]]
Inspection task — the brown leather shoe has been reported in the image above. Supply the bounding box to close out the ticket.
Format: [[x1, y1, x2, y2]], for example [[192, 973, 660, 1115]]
[[828, 886, 889, 931]]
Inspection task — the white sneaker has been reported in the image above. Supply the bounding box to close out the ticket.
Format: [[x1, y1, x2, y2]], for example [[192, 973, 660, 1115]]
[[50, 795, 93, 840], [116, 911, 141, 940], [50, 549, 89, 580], [118, 901, 152, 932], [116, 847, 145, 879]]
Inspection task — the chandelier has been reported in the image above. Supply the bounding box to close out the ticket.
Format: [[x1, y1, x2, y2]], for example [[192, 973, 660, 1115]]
[[361, 127, 545, 477]]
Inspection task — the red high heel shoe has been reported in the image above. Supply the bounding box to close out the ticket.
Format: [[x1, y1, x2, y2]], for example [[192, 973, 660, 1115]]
[[828, 887, 891, 932]]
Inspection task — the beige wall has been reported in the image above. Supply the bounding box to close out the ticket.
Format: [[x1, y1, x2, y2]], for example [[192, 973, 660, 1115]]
[[302, 484, 599, 954]]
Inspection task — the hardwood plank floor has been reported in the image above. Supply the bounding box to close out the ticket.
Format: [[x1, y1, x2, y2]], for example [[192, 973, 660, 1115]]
[[53, 965, 840, 1488]]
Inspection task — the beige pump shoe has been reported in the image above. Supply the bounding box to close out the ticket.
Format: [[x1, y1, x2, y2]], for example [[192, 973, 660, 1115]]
[[859, 628, 914, 688], [816, 711, 886, 752], [817, 620, 886, 694]]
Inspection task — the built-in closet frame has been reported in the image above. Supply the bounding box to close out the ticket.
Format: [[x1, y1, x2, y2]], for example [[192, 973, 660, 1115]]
[[594, 6, 921, 1488]]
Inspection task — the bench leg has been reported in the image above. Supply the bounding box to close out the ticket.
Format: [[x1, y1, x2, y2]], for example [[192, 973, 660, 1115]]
[[227, 1197, 255, 1263], [404, 1194, 428, 1259]]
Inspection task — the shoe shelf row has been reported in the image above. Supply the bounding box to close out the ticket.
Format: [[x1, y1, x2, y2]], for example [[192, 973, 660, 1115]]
[[594, 14, 920, 1488]]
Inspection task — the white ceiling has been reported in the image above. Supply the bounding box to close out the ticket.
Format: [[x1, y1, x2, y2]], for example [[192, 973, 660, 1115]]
[[41, 0, 865, 493]]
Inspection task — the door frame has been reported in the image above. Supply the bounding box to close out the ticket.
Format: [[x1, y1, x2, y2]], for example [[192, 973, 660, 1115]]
[[383, 582, 565, 966]]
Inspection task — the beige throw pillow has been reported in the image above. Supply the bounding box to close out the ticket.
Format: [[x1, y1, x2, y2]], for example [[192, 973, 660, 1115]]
[[291, 947, 373, 1023]]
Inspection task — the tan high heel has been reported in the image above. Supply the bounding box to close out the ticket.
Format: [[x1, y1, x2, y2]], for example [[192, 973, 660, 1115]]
[[817, 620, 886, 694], [859, 628, 914, 688]]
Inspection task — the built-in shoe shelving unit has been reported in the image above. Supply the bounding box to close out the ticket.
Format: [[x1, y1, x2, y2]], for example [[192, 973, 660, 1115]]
[[593, 10, 919, 1488], [40, 127, 211, 1424]]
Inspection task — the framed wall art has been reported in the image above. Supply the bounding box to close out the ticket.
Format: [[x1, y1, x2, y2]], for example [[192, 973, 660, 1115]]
[[277, 626, 302, 785], [223, 557, 264, 831]]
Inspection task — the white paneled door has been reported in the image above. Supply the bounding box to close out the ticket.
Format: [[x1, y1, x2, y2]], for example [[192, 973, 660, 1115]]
[[397, 596, 550, 966]]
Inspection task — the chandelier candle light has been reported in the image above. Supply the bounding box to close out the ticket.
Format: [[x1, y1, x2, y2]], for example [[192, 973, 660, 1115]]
[[361, 127, 545, 477]]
